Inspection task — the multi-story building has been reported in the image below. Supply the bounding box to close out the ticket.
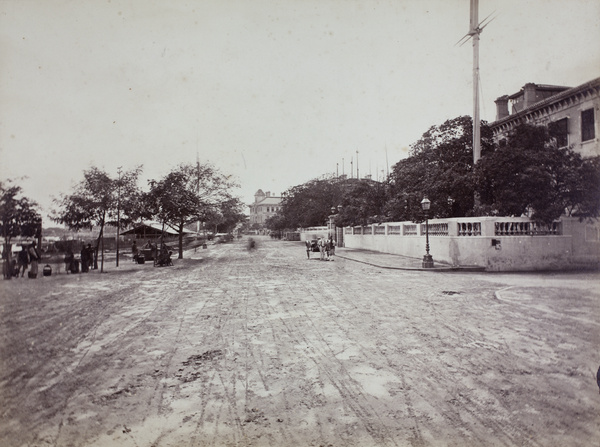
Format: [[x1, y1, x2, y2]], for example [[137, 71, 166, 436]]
[[248, 190, 283, 228], [491, 77, 600, 158]]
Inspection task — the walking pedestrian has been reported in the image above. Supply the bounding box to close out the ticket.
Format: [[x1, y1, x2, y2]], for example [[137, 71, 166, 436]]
[[17, 245, 30, 277], [305, 240, 311, 259]]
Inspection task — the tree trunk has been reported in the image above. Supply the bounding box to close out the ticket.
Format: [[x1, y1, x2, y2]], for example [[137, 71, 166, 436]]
[[178, 222, 184, 259], [97, 212, 105, 272], [94, 230, 101, 270]]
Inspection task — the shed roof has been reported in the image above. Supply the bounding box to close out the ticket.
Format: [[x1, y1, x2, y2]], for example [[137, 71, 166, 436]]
[[121, 221, 196, 236]]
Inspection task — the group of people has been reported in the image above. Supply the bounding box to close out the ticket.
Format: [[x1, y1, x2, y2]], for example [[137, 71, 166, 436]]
[[63, 243, 94, 274], [9, 241, 41, 278], [305, 236, 336, 261], [132, 240, 173, 267]]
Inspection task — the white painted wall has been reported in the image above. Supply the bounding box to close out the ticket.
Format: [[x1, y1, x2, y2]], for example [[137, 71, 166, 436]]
[[341, 217, 599, 271]]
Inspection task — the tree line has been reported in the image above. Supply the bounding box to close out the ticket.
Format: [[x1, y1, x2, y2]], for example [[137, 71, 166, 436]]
[[266, 117, 600, 231], [1, 162, 246, 273]]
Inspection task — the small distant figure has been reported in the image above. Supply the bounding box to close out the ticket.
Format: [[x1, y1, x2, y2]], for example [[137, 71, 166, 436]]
[[86, 244, 94, 270], [325, 236, 334, 260], [80, 244, 89, 273], [64, 249, 74, 273], [305, 240, 311, 259], [28, 241, 40, 278], [132, 241, 139, 263], [330, 238, 336, 256], [17, 245, 30, 277], [247, 238, 256, 250], [156, 249, 173, 267], [318, 237, 326, 261], [150, 242, 158, 264]]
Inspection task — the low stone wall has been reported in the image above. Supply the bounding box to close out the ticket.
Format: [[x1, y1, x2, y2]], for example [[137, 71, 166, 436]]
[[342, 217, 599, 271]]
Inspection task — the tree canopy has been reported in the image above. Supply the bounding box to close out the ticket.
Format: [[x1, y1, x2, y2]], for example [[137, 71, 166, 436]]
[[387, 116, 494, 221], [273, 176, 345, 230], [206, 196, 247, 234], [336, 179, 388, 227], [52, 166, 142, 271], [145, 163, 239, 258], [265, 117, 598, 230], [475, 123, 600, 223], [1, 180, 41, 245]]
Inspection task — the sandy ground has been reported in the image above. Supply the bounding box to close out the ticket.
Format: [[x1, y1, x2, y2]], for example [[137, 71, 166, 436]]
[[1, 237, 599, 447]]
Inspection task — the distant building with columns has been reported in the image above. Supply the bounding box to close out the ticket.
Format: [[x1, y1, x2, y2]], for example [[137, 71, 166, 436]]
[[491, 77, 599, 158], [248, 190, 283, 228]]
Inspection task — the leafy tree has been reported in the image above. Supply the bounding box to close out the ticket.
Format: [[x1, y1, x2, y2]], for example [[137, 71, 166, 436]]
[[277, 176, 345, 229], [570, 155, 600, 219], [387, 116, 494, 221], [1, 180, 41, 279], [264, 213, 288, 233], [336, 179, 388, 227], [145, 163, 236, 259], [52, 166, 142, 272], [475, 123, 600, 223], [207, 196, 247, 234]]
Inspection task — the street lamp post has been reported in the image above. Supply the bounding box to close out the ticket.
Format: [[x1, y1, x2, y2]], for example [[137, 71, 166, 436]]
[[421, 197, 434, 268], [329, 205, 343, 248]]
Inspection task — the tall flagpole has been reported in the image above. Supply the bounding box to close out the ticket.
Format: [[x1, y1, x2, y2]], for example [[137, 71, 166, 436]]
[[471, 0, 481, 165]]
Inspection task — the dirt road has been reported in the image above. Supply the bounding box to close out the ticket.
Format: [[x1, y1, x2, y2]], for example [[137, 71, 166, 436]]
[[1, 237, 599, 446]]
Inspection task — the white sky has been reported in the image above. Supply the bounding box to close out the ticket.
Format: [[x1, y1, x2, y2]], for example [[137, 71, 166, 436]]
[[1, 0, 599, 220]]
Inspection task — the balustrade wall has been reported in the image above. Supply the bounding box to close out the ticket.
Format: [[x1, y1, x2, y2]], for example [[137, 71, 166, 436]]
[[341, 217, 599, 271]]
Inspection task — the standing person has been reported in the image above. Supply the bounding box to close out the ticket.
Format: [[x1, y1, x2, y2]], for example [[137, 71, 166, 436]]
[[64, 248, 74, 273], [80, 244, 89, 273], [132, 241, 139, 263], [86, 244, 94, 270], [318, 237, 326, 261], [150, 242, 158, 266], [17, 245, 30, 277], [305, 240, 311, 259], [330, 238, 336, 257], [28, 241, 40, 278]]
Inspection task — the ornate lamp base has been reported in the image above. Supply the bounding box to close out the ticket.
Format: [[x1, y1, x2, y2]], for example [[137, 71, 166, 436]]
[[422, 254, 434, 268]]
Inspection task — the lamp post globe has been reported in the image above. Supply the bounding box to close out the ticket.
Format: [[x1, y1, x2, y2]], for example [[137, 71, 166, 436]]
[[421, 197, 434, 268]]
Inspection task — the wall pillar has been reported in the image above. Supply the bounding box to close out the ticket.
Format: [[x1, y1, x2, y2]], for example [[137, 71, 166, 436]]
[[480, 220, 495, 237]]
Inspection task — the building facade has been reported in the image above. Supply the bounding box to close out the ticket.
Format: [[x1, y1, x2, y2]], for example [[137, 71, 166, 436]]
[[248, 190, 283, 227], [491, 77, 600, 158]]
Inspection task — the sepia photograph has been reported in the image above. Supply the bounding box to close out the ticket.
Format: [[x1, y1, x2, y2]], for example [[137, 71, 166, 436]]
[[1, 0, 599, 446]]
